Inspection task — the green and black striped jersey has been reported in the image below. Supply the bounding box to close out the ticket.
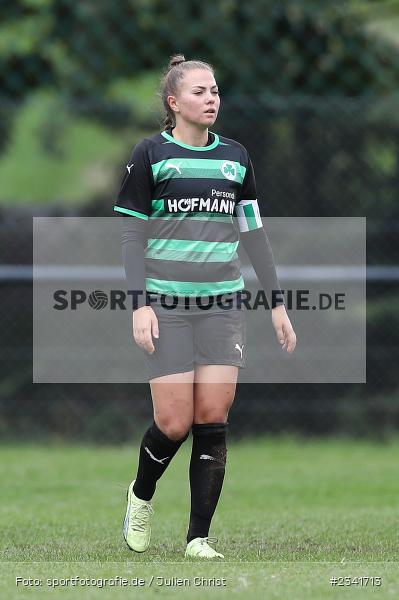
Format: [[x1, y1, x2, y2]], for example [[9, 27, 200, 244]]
[[114, 128, 262, 297]]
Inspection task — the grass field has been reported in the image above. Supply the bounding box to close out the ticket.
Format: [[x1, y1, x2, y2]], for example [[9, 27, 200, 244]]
[[1, 438, 398, 599]]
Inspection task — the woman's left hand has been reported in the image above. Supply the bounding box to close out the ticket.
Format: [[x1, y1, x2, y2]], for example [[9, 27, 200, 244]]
[[271, 304, 297, 353]]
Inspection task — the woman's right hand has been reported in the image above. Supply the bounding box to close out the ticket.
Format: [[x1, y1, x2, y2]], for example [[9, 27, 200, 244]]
[[132, 306, 159, 354]]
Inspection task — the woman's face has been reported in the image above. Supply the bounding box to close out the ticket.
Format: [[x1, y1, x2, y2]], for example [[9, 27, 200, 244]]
[[168, 68, 220, 129]]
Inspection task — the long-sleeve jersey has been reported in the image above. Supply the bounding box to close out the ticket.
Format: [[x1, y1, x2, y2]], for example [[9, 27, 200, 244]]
[[114, 128, 264, 298], [114, 125, 278, 308]]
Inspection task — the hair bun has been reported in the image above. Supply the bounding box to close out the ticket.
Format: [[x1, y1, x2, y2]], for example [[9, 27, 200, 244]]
[[169, 54, 186, 69]]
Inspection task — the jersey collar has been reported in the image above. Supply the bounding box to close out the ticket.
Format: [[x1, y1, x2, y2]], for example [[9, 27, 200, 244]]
[[161, 129, 220, 151]]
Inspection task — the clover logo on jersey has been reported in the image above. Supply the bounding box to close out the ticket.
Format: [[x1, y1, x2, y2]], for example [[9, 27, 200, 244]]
[[221, 161, 237, 181]]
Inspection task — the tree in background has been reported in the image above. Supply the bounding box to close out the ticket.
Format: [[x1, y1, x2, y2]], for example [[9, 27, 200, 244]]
[[2, 1, 399, 216]]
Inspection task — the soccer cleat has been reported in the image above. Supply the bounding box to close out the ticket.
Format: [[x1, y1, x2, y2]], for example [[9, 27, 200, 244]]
[[123, 480, 154, 552], [185, 537, 224, 559]]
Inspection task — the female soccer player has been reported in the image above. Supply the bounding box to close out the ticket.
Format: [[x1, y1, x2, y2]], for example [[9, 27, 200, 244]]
[[114, 54, 296, 559]]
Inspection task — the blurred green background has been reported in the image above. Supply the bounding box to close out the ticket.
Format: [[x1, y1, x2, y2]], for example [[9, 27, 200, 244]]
[[1, 0, 399, 438]]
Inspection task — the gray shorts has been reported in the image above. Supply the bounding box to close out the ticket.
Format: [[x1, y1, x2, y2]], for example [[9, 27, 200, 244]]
[[143, 303, 246, 380]]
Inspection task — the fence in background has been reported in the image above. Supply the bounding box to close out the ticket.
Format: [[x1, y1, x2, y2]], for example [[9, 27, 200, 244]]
[[1, 2, 399, 439]]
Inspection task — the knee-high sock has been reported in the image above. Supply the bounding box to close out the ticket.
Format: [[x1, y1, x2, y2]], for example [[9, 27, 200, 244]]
[[133, 421, 188, 501], [187, 422, 228, 543]]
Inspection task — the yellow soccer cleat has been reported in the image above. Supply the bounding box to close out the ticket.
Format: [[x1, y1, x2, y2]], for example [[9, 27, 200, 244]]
[[185, 537, 224, 559], [123, 480, 154, 552]]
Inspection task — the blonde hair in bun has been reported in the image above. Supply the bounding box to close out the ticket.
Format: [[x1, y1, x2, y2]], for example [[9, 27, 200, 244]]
[[160, 54, 214, 130]]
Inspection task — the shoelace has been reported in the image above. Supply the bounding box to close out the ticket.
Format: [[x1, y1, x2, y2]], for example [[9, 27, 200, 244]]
[[130, 503, 154, 532], [200, 537, 219, 546]]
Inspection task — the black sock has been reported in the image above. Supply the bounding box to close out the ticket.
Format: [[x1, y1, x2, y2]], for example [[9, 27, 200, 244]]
[[133, 421, 188, 501], [187, 422, 228, 543]]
